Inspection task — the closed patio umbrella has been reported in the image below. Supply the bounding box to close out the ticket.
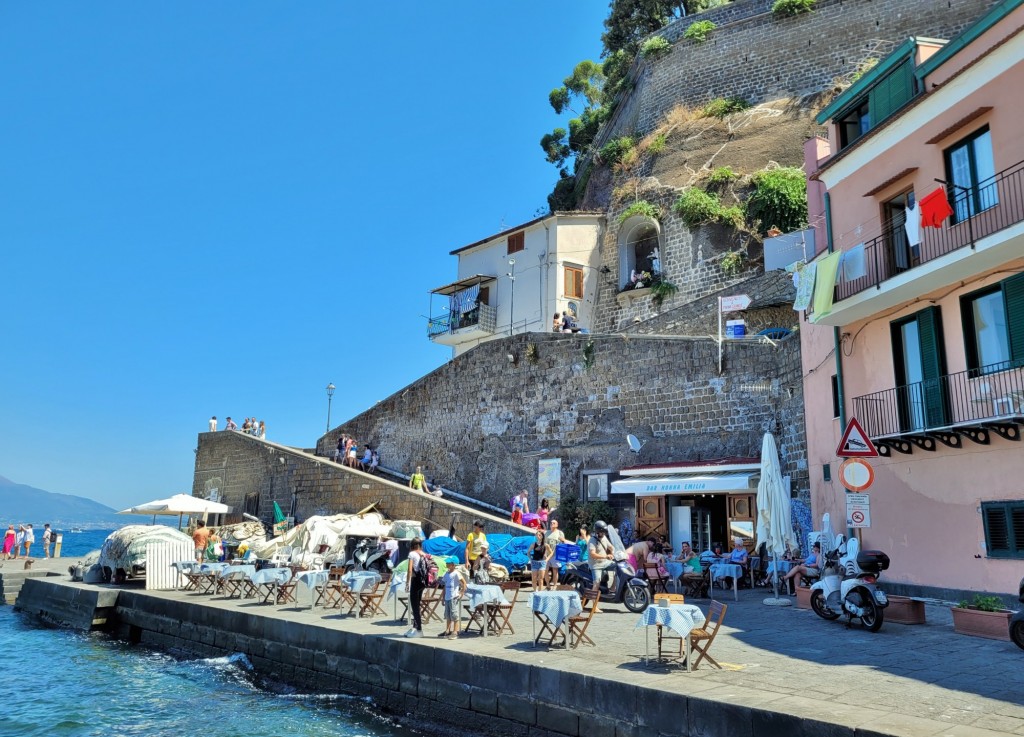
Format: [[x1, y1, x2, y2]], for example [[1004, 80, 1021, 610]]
[[755, 432, 799, 606], [118, 494, 231, 530]]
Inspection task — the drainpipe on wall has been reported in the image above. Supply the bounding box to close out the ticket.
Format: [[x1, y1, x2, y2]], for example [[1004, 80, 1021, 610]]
[[823, 192, 856, 540]]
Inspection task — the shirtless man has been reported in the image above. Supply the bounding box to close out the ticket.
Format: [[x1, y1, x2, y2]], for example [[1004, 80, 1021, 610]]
[[192, 522, 212, 563]]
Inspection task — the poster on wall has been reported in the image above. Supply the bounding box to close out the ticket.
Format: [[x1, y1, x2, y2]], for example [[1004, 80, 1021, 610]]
[[537, 458, 562, 511]]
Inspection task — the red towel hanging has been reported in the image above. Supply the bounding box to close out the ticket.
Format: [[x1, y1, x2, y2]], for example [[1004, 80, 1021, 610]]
[[919, 186, 954, 228]]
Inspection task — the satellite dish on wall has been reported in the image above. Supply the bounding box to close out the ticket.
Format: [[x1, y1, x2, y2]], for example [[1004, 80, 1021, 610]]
[[626, 434, 643, 453]]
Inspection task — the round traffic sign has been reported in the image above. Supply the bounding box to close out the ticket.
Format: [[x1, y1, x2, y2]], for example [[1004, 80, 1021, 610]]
[[851, 510, 865, 524], [839, 458, 874, 492]]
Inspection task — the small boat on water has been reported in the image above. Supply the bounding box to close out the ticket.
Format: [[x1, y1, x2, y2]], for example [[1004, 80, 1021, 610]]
[[69, 528, 84, 533]]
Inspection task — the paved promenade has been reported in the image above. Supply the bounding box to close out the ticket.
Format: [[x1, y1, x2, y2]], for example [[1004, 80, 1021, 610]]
[[112, 577, 1024, 737]]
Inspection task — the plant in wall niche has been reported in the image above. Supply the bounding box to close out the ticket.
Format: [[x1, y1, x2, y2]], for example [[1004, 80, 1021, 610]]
[[617, 200, 660, 224], [683, 20, 716, 43], [772, 0, 815, 16], [650, 279, 678, 309], [525, 342, 539, 365], [700, 97, 751, 119], [720, 251, 747, 276], [639, 35, 671, 59], [582, 341, 596, 371], [746, 166, 808, 235]]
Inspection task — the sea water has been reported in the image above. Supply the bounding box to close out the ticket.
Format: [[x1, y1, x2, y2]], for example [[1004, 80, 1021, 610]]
[[6, 529, 418, 737]]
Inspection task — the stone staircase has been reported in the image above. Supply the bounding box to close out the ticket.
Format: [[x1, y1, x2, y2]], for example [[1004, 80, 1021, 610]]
[[0, 559, 66, 604]]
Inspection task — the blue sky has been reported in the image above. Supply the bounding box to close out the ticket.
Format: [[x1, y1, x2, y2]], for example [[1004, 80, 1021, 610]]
[[0, 2, 608, 509]]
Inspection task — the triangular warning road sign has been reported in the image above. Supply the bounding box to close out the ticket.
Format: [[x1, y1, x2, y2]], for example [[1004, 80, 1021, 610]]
[[836, 417, 879, 457]]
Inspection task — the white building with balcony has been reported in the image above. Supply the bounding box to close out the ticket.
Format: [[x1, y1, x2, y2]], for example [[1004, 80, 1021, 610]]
[[427, 212, 604, 357]]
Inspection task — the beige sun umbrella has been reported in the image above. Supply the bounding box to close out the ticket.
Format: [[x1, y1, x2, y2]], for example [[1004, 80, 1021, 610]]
[[118, 494, 231, 529]]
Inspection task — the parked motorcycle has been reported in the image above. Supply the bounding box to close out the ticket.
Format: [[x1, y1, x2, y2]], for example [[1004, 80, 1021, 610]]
[[562, 558, 651, 612], [344, 537, 392, 574], [810, 535, 890, 632], [1010, 576, 1024, 651]]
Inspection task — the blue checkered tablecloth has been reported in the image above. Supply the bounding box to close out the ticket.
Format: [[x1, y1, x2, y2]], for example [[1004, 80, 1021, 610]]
[[530, 591, 582, 628], [634, 603, 706, 637], [765, 560, 793, 576], [218, 564, 256, 580], [465, 584, 505, 611], [710, 563, 743, 581], [250, 567, 292, 586], [342, 571, 381, 593]]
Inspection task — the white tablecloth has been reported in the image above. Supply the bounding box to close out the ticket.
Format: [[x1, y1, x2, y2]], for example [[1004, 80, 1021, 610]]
[[172, 561, 197, 574], [198, 562, 229, 574], [218, 564, 256, 580], [293, 569, 330, 589], [386, 572, 407, 601], [530, 591, 582, 628], [464, 584, 505, 611], [251, 567, 292, 586], [342, 571, 381, 593]]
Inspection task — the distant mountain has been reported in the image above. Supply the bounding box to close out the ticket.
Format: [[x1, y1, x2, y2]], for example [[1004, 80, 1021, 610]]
[[0, 475, 125, 527]]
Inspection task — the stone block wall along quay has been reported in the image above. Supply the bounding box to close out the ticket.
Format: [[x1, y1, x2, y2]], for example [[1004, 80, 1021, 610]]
[[318, 331, 807, 514], [193, 432, 529, 539]]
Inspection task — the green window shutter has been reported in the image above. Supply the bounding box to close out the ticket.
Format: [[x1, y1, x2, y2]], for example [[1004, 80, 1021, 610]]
[[917, 306, 948, 427], [984, 503, 1011, 558], [1003, 272, 1024, 366], [869, 59, 913, 128], [1012, 504, 1024, 556]]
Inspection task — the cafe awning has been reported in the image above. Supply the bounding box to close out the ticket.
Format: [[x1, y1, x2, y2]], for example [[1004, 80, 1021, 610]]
[[610, 473, 758, 497]]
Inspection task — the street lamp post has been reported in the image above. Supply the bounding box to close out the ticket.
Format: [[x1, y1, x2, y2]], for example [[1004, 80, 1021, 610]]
[[325, 383, 336, 433], [507, 257, 516, 336]]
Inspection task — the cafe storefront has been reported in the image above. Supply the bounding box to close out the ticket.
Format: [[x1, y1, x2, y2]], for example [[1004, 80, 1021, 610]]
[[610, 459, 762, 553]]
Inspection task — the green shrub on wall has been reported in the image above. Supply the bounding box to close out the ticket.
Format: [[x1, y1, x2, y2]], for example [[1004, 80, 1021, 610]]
[[720, 251, 747, 276], [640, 36, 671, 58], [707, 166, 737, 186], [600, 136, 636, 166], [683, 20, 717, 43], [773, 0, 815, 16], [617, 200, 661, 224], [701, 97, 751, 119], [746, 166, 808, 235], [674, 188, 720, 227]]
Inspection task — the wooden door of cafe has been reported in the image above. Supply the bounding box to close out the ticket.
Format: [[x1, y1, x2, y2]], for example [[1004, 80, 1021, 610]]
[[635, 496, 666, 540]]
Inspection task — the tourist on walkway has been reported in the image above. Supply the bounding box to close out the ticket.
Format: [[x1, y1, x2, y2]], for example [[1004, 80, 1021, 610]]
[[409, 466, 428, 493], [466, 521, 487, 575], [588, 521, 615, 594], [42, 524, 52, 559], [441, 559, 466, 640], [552, 312, 561, 332], [224, 417, 237, 431], [209, 416, 217, 432], [192, 522, 212, 563], [538, 498, 550, 529], [13, 525, 24, 559], [545, 520, 567, 588], [510, 490, 529, 525], [257, 420, 266, 440], [3, 525, 15, 559], [21, 524, 34, 558], [368, 450, 380, 474], [405, 538, 426, 638], [575, 526, 589, 562], [527, 530, 551, 590], [782, 542, 821, 595]]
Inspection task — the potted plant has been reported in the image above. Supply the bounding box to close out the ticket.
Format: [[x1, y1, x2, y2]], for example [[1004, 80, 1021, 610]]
[[951, 594, 1013, 640]]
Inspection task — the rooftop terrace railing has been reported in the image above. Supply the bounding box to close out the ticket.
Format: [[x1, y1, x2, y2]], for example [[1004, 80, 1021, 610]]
[[836, 159, 1024, 302]]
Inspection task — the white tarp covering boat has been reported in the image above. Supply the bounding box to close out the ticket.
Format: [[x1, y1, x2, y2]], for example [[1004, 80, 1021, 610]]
[[99, 525, 194, 576]]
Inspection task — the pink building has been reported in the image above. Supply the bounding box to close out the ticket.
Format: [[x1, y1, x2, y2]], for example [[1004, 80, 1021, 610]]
[[801, 0, 1024, 599]]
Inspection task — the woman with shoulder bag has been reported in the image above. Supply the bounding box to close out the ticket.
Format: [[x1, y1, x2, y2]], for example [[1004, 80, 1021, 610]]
[[404, 538, 426, 638]]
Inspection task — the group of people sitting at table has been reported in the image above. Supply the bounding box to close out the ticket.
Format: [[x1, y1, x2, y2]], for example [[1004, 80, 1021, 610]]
[[667, 537, 821, 594]]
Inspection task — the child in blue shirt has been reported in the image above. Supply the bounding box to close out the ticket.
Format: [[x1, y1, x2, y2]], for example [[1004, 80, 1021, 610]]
[[442, 560, 467, 640]]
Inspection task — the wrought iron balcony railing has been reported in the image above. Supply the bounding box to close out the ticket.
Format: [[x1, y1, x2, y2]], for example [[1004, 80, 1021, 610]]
[[427, 303, 497, 338], [852, 359, 1024, 450], [836, 159, 1024, 302]]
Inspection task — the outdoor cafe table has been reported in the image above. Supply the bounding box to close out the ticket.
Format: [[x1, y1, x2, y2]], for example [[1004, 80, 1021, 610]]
[[193, 563, 229, 594], [216, 564, 256, 597], [531, 590, 582, 647], [386, 572, 408, 621], [172, 561, 198, 590], [635, 603, 706, 671], [464, 584, 505, 637], [764, 559, 793, 580], [709, 562, 742, 601], [664, 561, 687, 592], [342, 571, 382, 616], [249, 566, 292, 603], [293, 569, 330, 609]]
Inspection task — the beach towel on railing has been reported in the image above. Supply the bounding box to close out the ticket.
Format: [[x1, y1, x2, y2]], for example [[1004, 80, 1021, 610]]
[[423, 537, 466, 562]]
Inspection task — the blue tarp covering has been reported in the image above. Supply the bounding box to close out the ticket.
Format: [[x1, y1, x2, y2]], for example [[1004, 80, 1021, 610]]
[[423, 534, 536, 572]]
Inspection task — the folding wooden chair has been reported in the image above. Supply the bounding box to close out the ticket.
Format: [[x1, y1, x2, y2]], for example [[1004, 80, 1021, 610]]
[[689, 600, 727, 670], [356, 574, 390, 617], [217, 570, 248, 598], [314, 566, 346, 608], [568, 590, 600, 648], [275, 576, 299, 606], [645, 563, 669, 595], [487, 581, 521, 636], [420, 585, 444, 624]]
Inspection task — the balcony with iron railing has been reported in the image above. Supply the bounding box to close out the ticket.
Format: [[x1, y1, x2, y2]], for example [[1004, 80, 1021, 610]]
[[831, 159, 1024, 313], [427, 302, 498, 345], [852, 359, 1024, 455]]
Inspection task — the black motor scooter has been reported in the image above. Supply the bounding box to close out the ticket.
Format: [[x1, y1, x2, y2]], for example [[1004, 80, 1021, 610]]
[[344, 537, 392, 574], [561, 557, 651, 612], [1011, 576, 1024, 651]]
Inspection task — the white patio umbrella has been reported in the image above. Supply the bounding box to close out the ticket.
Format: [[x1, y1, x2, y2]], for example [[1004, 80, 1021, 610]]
[[755, 432, 799, 606], [118, 494, 231, 529]]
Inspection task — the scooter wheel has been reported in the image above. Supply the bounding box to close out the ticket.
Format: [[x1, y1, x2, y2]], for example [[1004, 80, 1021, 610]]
[[811, 590, 840, 621], [861, 596, 884, 632], [1010, 619, 1024, 651], [624, 583, 651, 613]]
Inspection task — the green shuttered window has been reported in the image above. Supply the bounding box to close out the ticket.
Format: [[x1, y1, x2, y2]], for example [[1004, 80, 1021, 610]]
[[868, 59, 914, 127], [961, 272, 1024, 372], [982, 501, 1024, 559]]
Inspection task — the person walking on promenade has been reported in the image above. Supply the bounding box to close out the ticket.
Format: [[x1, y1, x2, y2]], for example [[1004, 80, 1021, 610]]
[[3, 525, 15, 559], [404, 538, 427, 638], [42, 524, 52, 559], [511, 490, 529, 525], [14, 525, 25, 559], [466, 521, 488, 576], [21, 524, 34, 558], [257, 420, 266, 440], [441, 559, 466, 640], [208, 416, 218, 432], [224, 417, 237, 431], [409, 466, 428, 494], [546, 520, 567, 588], [192, 522, 212, 563]]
